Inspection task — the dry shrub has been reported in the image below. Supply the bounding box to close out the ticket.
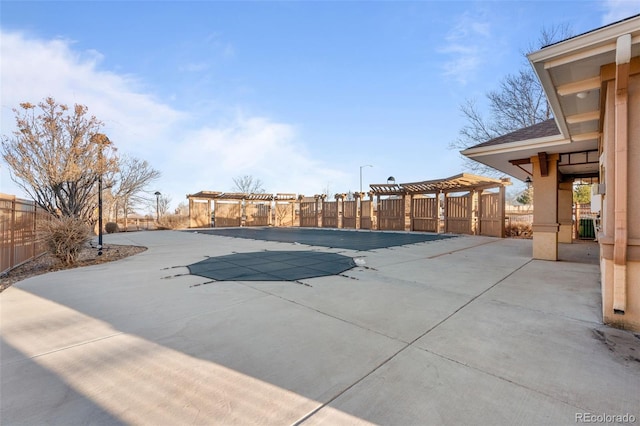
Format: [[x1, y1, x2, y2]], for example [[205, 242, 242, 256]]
[[39, 216, 91, 265], [157, 214, 189, 230], [105, 222, 119, 233], [506, 223, 532, 239]]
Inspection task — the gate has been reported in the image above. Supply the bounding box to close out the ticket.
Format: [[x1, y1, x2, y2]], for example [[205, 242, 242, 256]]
[[300, 201, 318, 227], [322, 201, 338, 228], [343, 200, 356, 229], [245, 203, 270, 226], [412, 197, 438, 232], [378, 198, 404, 230], [446, 195, 471, 234], [190, 200, 210, 228], [480, 193, 502, 237]]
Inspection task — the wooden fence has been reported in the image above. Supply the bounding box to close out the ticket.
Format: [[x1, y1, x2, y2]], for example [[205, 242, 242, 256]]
[[187, 174, 510, 237], [412, 197, 438, 232], [1, 194, 49, 275]]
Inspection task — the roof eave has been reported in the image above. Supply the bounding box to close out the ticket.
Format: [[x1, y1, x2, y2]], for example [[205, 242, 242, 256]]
[[461, 134, 568, 158]]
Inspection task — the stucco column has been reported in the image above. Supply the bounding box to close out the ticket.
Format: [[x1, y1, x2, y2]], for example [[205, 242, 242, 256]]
[[355, 192, 362, 230], [336, 194, 344, 229], [469, 190, 477, 235], [317, 195, 324, 228], [531, 153, 560, 260], [558, 181, 574, 243], [376, 194, 381, 230], [404, 193, 412, 231]]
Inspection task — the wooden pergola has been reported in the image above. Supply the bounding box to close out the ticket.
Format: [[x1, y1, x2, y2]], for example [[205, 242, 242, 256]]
[[369, 173, 511, 236], [187, 192, 275, 228]]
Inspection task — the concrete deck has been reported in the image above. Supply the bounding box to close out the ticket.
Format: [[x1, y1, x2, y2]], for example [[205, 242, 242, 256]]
[[1, 230, 638, 425]]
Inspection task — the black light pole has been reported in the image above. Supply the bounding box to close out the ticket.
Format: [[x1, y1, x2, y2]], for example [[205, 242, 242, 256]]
[[91, 133, 110, 256], [154, 191, 161, 223], [98, 169, 103, 256]]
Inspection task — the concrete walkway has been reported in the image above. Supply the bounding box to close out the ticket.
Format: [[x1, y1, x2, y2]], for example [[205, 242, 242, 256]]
[[1, 230, 638, 425]]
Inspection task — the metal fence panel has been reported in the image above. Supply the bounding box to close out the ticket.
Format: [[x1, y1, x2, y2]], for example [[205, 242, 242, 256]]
[[1, 195, 48, 275]]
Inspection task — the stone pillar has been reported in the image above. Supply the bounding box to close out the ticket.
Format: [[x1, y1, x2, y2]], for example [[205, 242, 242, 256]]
[[317, 195, 325, 228], [499, 185, 506, 238], [443, 193, 449, 233], [376, 194, 381, 230], [531, 153, 560, 260], [468, 190, 476, 235], [558, 181, 574, 243], [355, 192, 362, 230], [404, 193, 412, 231], [336, 194, 344, 229]]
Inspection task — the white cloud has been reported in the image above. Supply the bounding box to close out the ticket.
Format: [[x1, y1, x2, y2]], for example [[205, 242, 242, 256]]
[[439, 12, 493, 85], [0, 30, 184, 154], [174, 114, 347, 196], [0, 29, 344, 209], [601, 0, 640, 25]]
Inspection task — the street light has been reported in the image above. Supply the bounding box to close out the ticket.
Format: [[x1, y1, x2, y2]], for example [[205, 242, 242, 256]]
[[360, 164, 373, 192], [90, 133, 111, 256], [387, 176, 396, 184], [154, 191, 161, 223]]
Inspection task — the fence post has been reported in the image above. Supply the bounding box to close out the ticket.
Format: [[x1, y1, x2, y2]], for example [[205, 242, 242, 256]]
[[355, 192, 362, 230], [32, 201, 37, 259], [10, 196, 16, 270], [336, 194, 344, 229]]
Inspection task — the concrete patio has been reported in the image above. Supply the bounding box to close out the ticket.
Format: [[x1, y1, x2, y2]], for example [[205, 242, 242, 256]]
[[1, 230, 638, 425]]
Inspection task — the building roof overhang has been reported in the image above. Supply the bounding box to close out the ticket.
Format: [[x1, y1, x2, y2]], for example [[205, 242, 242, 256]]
[[462, 14, 640, 183]]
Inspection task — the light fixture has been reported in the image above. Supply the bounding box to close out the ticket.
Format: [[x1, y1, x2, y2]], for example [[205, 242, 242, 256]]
[[387, 176, 396, 184], [154, 191, 161, 222], [576, 91, 589, 99], [525, 176, 532, 185]]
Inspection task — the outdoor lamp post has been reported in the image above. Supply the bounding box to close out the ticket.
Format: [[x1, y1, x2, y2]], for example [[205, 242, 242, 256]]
[[387, 176, 396, 185], [90, 133, 111, 256], [154, 191, 161, 223], [360, 164, 373, 193]]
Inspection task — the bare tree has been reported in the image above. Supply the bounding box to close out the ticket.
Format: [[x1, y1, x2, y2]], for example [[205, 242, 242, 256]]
[[158, 193, 171, 216], [110, 155, 161, 228], [175, 202, 189, 216], [451, 25, 572, 176], [232, 175, 265, 194], [1, 98, 118, 220]]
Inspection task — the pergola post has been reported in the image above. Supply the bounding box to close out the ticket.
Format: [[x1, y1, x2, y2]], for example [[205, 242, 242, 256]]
[[336, 193, 344, 229], [404, 193, 412, 231], [317, 195, 325, 228], [355, 192, 362, 229]]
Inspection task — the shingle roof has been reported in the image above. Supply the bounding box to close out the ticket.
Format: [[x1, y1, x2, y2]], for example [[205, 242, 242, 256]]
[[468, 119, 560, 149]]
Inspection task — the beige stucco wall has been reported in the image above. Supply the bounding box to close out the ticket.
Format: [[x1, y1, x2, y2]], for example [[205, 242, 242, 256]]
[[599, 72, 640, 331]]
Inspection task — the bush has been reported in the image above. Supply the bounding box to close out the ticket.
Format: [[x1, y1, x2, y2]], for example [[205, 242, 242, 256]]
[[506, 223, 532, 239], [105, 222, 119, 233], [39, 216, 91, 265]]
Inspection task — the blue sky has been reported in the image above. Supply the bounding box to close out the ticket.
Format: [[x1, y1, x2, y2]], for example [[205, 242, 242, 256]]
[[2, 1, 639, 211]]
